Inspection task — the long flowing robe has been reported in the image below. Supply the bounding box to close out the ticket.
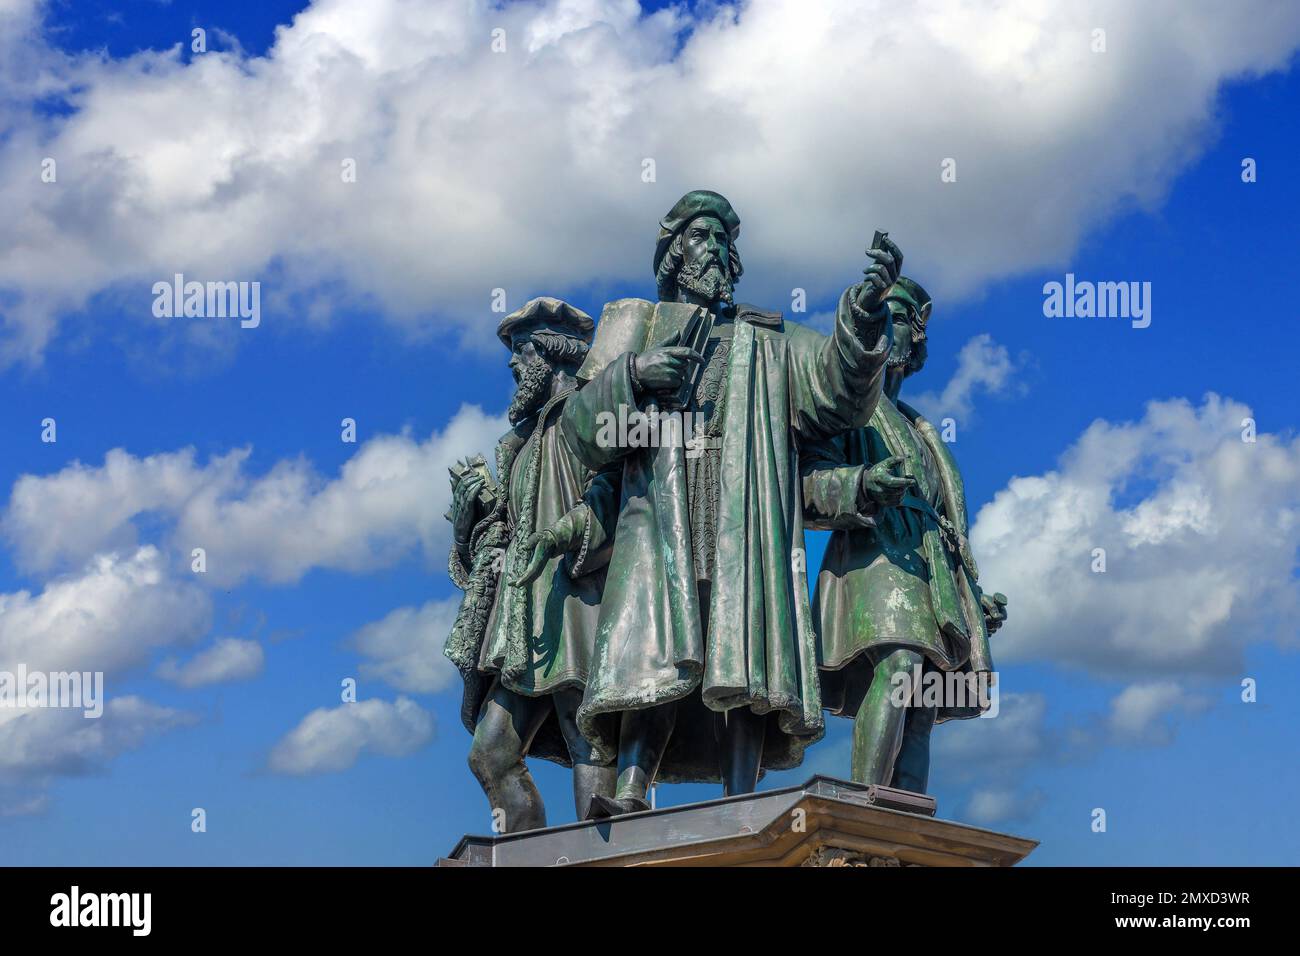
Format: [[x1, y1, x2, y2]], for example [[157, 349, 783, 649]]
[[560, 289, 890, 781], [445, 388, 618, 765], [802, 398, 994, 722]]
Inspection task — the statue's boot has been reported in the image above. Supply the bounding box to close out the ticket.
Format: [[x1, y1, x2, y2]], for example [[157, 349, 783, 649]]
[[585, 793, 651, 819], [572, 762, 617, 819], [553, 689, 618, 819], [584, 703, 675, 819], [475, 761, 548, 832]]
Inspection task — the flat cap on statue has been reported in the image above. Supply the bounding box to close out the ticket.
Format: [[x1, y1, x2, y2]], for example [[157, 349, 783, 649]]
[[653, 189, 742, 277], [496, 296, 595, 348], [885, 276, 932, 324]]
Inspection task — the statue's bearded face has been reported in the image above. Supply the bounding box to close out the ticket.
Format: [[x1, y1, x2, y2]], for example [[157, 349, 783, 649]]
[[886, 303, 928, 377], [677, 215, 734, 305], [507, 333, 556, 424]]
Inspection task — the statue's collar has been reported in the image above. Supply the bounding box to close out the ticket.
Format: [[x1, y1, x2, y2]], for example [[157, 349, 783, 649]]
[[733, 303, 784, 329]]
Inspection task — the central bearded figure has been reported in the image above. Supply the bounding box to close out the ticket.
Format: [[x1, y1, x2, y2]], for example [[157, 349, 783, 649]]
[[560, 190, 902, 815]]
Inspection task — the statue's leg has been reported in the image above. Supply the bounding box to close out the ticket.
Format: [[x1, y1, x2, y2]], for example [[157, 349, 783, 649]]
[[615, 702, 677, 803], [889, 703, 937, 793], [468, 681, 552, 833], [587, 702, 676, 818], [552, 687, 616, 819], [718, 707, 766, 796], [851, 648, 924, 785]]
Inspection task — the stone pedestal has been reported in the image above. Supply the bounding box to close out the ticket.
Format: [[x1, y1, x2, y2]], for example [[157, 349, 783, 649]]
[[439, 775, 1037, 867]]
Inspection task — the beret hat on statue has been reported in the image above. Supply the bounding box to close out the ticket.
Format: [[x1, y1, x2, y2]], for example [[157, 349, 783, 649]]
[[653, 190, 742, 278], [496, 296, 595, 349], [885, 276, 932, 326]]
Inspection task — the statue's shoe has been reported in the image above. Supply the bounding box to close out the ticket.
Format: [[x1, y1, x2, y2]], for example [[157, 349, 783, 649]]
[[584, 793, 651, 820]]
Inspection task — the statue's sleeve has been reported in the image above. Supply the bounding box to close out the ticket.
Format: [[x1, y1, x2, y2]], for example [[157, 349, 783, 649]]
[[787, 286, 892, 441], [800, 434, 876, 532], [448, 540, 473, 590], [560, 353, 640, 471], [567, 463, 621, 576]]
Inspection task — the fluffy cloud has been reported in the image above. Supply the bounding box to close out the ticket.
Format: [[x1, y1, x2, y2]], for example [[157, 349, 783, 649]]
[[0, 695, 196, 780], [3, 404, 507, 585], [971, 394, 1300, 679], [907, 333, 1021, 423], [267, 696, 435, 775], [156, 637, 265, 688], [351, 598, 460, 695], [0, 402, 501, 800], [3, 0, 1299, 362], [928, 392, 1287, 827], [0, 546, 208, 804], [1105, 680, 1212, 747], [0, 546, 210, 676], [1, 692, 193, 824]]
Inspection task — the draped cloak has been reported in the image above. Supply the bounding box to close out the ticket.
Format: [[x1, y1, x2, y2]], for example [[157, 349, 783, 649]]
[[560, 289, 890, 781]]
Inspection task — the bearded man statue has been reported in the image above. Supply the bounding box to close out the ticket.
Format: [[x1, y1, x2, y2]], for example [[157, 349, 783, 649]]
[[801, 277, 1008, 791], [560, 190, 900, 816], [445, 297, 620, 832]]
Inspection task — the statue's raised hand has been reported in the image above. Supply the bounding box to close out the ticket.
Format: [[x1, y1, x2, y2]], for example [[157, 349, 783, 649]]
[[860, 455, 916, 509], [632, 329, 705, 402], [854, 235, 904, 314]]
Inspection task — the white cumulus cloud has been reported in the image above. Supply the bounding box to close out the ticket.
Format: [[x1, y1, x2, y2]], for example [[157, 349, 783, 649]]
[[1106, 680, 1211, 747], [0, 546, 210, 676], [156, 637, 265, 688], [971, 394, 1300, 679], [0, 546, 209, 804], [3, 404, 508, 585], [267, 696, 435, 775], [351, 597, 460, 695], [2, 0, 1299, 362], [907, 333, 1022, 423]]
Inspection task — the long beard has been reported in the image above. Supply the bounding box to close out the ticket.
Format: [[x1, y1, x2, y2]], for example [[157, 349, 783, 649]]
[[508, 355, 555, 424], [886, 347, 912, 370], [886, 337, 926, 375], [677, 256, 733, 305]]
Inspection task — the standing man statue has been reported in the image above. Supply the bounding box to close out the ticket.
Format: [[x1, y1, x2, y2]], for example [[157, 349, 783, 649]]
[[801, 277, 1008, 792], [444, 297, 619, 832], [561, 190, 901, 816]]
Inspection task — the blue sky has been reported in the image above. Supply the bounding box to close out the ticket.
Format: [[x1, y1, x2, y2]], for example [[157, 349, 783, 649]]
[[0, 1, 1297, 865]]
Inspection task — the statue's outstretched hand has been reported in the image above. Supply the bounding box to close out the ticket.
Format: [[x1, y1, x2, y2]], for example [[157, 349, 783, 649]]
[[981, 592, 1009, 634], [860, 455, 916, 509], [854, 235, 904, 313]]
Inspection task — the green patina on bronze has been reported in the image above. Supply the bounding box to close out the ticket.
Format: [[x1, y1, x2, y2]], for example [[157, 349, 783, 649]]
[[552, 191, 904, 813], [444, 297, 618, 831], [802, 279, 1006, 789], [443, 191, 1005, 825]]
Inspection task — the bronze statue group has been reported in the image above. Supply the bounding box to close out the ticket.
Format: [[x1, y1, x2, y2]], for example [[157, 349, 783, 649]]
[[446, 190, 1007, 832]]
